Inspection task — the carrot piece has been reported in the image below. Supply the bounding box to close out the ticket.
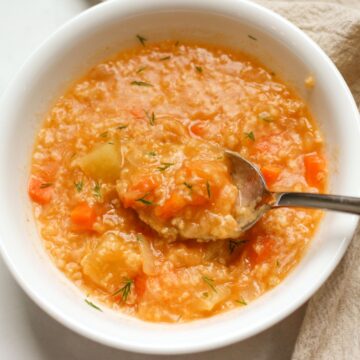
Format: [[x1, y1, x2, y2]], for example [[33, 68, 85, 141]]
[[70, 202, 97, 231], [261, 166, 281, 187], [190, 122, 206, 136], [134, 274, 147, 299], [28, 176, 53, 205], [246, 237, 274, 267], [304, 152, 325, 188], [155, 192, 187, 219]]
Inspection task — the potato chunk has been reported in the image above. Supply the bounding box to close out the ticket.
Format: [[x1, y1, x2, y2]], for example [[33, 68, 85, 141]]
[[82, 233, 141, 292], [77, 143, 121, 181]]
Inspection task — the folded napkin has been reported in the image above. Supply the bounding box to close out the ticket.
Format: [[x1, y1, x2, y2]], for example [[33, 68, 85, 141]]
[[256, 1, 360, 359]]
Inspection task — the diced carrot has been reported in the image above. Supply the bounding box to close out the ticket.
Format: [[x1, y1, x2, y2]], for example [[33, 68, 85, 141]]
[[261, 165, 281, 187], [28, 176, 53, 205], [190, 192, 209, 206], [246, 237, 274, 267], [134, 274, 147, 299], [304, 152, 325, 188], [190, 122, 206, 136], [70, 202, 97, 231], [155, 192, 187, 219], [130, 108, 144, 118]]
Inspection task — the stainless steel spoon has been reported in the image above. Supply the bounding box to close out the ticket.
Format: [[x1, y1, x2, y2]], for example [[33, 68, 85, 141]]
[[225, 150, 360, 232]]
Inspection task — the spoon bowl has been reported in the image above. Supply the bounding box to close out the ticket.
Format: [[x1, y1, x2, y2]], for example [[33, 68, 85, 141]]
[[226, 150, 360, 232]]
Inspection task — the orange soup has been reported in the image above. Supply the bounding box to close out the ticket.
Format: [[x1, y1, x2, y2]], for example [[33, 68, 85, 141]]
[[29, 39, 326, 322]]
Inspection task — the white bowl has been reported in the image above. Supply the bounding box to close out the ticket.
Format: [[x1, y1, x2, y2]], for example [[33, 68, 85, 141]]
[[0, 0, 359, 355]]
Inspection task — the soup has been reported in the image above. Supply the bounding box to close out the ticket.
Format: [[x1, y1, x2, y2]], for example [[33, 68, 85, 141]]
[[28, 39, 326, 322]]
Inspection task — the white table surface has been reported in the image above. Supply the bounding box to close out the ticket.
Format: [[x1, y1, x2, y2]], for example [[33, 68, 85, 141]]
[[0, 1, 306, 359]]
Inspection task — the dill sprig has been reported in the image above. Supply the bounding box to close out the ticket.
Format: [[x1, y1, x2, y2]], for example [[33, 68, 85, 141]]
[[85, 299, 102, 311], [113, 278, 134, 302], [229, 239, 248, 254], [145, 110, 156, 126], [206, 181, 211, 198], [202, 276, 217, 293], [136, 193, 153, 205], [136, 34, 147, 46], [74, 180, 84, 193], [235, 296, 247, 306], [131, 80, 153, 87], [157, 162, 175, 172], [244, 131, 255, 141]]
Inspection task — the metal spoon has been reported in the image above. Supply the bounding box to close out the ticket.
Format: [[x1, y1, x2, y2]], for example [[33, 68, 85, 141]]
[[225, 150, 360, 232]]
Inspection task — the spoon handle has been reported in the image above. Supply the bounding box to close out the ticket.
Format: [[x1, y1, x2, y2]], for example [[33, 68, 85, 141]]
[[274, 192, 360, 215]]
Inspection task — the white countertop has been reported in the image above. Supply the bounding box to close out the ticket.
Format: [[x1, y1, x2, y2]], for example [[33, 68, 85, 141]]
[[0, 1, 306, 359]]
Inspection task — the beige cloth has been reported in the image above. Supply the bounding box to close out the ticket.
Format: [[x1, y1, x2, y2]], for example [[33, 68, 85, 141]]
[[256, 1, 360, 359]]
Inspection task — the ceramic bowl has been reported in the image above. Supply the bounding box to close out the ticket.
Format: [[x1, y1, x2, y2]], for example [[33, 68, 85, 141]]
[[0, 0, 359, 354]]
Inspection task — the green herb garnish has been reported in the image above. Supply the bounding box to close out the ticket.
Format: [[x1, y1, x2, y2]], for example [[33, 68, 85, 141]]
[[157, 162, 175, 172], [244, 131, 255, 141], [136, 34, 147, 46], [136, 193, 153, 206], [40, 182, 53, 189], [93, 182, 101, 198], [206, 181, 211, 198], [85, 299, 102, 311], [203, 276, 217, 293], [145, 110, 156, 125], [235, 296, 247, 306], [136, 66, 147, 74], [202, 292, 209, 298], [113, 278, 133, 302], [248, 34, 257, 41], [99, 131, 108, 138], [117, 124, 128, 130], [148, 151, 157, 157], [195, 65, 203, 73], [183, 182, 193, 191], [276, 259, 280, 267], [160, 56, 171, 61], [74, 181, 84, 193], [229, 239, 248, 254], [131, 80, 153, 87]]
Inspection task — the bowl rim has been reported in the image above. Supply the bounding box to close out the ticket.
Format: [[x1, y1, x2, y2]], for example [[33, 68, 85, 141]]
[[0, 0, 359, 355]]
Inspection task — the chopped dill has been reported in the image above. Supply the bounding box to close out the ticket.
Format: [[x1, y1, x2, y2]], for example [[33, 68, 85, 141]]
[[117, 124, 128, 130], [235, 296, 247, 306], [244, 131, 255, 141], [93, 182, 101, 198], [248, 34, 257, 41], [229, 239, 248, 254], [160, 56, 171, 61], [136, 66, 147, 74], [74, 181, 84, 193], [157, 162, 175, 172], [136, 34, 147, 46], [183, 182, 193, 191], [145, 110, 156, 125], [113, 278, 134, 302], [202, 276, 217, 293], [85, 299, 102, 311], [40, 182, 53, 189], [131, 80, 153, 87], [206, 181, 211, 198], [99, 131, 108, 138], [195, 65, 203, 73], [136, 193, 153, 205]]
